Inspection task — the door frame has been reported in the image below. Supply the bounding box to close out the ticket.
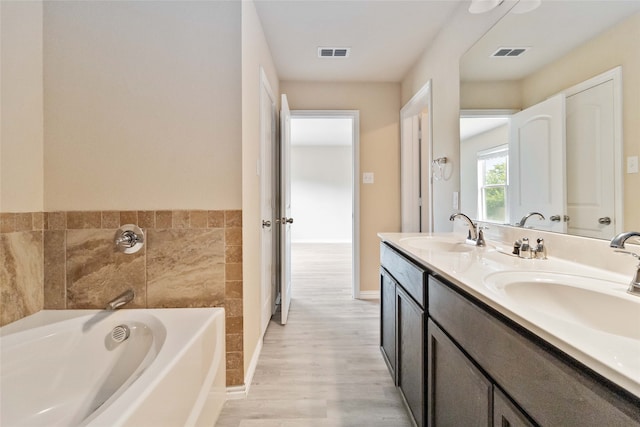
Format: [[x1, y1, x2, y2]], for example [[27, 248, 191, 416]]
[[259, 67, 277, 336], [400, 80, 433, 232], [288, 110, 361, 299]]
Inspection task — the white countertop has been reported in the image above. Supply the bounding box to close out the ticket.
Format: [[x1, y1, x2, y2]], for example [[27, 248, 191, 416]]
[[379, 232, 640, 399]]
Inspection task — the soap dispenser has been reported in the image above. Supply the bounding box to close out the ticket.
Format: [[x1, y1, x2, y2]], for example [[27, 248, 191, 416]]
[[519, 237, 532, 259]]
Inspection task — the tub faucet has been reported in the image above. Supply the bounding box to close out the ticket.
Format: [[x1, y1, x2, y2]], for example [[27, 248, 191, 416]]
[[449, 213, 485, 246], [610, 231, 640, 296], [106, 289, 135, 310], [517, 212, 545, 227]]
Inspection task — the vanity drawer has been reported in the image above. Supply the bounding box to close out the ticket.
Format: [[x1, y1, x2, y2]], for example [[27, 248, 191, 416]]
[[380, 243, 427, 308], [428, 275, 640, 426]]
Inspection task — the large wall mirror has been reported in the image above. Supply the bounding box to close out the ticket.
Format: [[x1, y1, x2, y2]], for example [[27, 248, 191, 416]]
[[459, 0, 640, 240]]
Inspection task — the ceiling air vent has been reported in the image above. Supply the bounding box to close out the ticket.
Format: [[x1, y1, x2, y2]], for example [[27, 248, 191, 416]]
[[318, 47, 351, 58], [491, 47, 530, 58]]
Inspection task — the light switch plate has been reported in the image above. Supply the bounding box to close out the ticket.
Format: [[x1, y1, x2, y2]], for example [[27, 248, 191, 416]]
[[363, 172, 374, 184], [627, 156, 639, 174]]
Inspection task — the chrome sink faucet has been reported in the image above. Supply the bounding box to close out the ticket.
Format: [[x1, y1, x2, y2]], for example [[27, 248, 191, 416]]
[[610, 231, 640, 296], [517, 212, 545, 227], [106, 289, 135, 310], [450, 213, 485, 246]]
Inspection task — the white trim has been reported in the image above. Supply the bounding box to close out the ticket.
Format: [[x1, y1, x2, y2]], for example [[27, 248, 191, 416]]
[[290, 110, 360, 299], [460, 109, 519, 117], [225, 335, 264, 400], [400, 80, 433, 232], [357, 290, 379, 300], [225, 385, 247, 400], [559, 66, 623, 236], [259, 67, 277, 337]]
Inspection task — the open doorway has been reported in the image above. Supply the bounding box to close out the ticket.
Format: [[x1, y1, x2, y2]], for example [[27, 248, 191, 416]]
[[289, 111, 359, 298]]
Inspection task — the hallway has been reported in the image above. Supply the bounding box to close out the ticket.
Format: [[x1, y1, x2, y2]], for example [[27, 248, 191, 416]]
[[215, 243, 412, 426]]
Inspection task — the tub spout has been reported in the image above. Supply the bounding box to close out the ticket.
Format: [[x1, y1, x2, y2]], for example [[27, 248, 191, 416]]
[[106, 289, 135, 310]]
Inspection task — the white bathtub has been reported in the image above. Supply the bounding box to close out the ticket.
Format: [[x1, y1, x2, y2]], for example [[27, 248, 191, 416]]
[[0, 308, 226, 427]]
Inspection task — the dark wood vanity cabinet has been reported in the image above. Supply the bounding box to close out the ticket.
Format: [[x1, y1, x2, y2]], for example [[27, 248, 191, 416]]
[[428, 275, 640, 426], [380, 268, 397, 379], [427, 318, 492, 426], [427, 318, 533, 427], [397, 285, 425, 426], [380, 241, 640, 427], [493, 388, 535, 427], [380, 243, 427, 427]]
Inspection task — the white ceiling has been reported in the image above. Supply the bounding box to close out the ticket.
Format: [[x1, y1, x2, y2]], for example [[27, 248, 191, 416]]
[[254, 0, 640, 83], [253, 0, 462, 82], [460, 117, 509, 140], [461, 0, 640, 82]]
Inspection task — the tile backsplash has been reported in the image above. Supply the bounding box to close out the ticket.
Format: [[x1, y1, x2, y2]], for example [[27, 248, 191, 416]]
[[1, 210, 243, 386]]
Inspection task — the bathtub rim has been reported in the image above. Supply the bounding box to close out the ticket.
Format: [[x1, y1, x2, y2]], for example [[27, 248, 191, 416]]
[[1, 307, 226, 427]]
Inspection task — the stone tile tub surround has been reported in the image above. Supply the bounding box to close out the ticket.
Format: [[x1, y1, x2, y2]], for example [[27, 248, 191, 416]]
[[1, 210, 243, 387], [0, 212, 45, 327]]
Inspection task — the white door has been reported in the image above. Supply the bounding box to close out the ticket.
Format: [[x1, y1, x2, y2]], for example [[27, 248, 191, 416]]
[[400, 81, 432, 232], [508, 94, 566, 232], [260, 70, 276, 336], [401, 114, 421, 232], [566, 80, 615, 239], [420, 110, 433, 232], [280, 94, 293, 325]]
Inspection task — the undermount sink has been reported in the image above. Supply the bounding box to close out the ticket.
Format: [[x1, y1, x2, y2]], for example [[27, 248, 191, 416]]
[[399, 237, 474, 253], [484, 271, 640, 340]]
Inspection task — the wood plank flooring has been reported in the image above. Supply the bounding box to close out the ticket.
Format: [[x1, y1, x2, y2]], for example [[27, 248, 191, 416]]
[[215, 243, 412, 427]]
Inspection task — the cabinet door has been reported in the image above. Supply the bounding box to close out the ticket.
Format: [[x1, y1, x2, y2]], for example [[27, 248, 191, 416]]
[[493, 388, 535, 427], [427, 319, 492, 427], [380, 268, 396, 380], [397, 286, 425, 427]]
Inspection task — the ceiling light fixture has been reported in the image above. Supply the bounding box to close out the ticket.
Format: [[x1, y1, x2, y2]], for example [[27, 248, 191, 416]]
[[468, 0, 504, 14]]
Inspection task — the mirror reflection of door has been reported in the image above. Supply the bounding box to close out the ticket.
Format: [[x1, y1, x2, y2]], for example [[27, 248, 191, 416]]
[[509, 94, 566, 233], [565, 79, 616, 239]]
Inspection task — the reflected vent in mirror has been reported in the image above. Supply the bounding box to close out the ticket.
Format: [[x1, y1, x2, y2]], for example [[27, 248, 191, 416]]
[[318, 47, 351, 58], [491, 47, 530, 57]]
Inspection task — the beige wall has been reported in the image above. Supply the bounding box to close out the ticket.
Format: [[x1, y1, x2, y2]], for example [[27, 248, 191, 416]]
[[401, 0, 515, 232], [521, 13, 640, 231], [0, 1, 44, 213], [460, 81, 523, 110], [43, 1, 242, 211], [241, 0, 280, 380], [279, 81, 402, 294]]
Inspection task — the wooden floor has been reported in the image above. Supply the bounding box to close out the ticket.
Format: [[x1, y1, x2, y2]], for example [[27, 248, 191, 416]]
[[215, 243, 412, 426]]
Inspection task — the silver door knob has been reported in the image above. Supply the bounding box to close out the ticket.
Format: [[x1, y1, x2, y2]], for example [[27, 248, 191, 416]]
[[550, 215, 561, 222], [282, 217, 294, 224], [598, 217, 612, 225], [262, 220, 271, 228]]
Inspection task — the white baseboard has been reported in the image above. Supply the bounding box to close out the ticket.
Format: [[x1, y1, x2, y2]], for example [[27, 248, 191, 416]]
[[225, 385, 247, 400], [225, 335, 263, 400], [357, 290, 379, 300]]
